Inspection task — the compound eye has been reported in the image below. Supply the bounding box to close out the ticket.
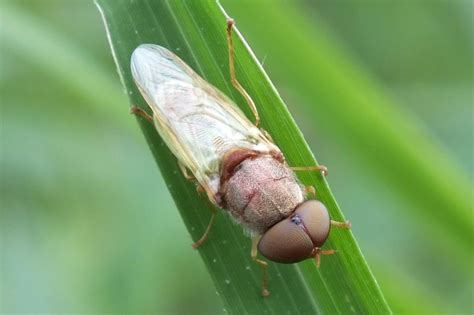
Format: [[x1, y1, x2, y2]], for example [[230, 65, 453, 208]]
[[294, 200, 330, 248], [257, 216, 313, 263]]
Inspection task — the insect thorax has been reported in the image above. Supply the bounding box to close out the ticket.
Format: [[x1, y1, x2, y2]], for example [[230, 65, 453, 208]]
[[218, 151, 305, 235]]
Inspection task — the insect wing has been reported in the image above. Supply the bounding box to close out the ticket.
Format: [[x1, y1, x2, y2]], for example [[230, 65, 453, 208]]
[[131, 44, 277, 201]]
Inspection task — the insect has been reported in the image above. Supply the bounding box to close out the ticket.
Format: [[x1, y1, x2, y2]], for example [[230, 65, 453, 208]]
[[130, 19, 350, 297]]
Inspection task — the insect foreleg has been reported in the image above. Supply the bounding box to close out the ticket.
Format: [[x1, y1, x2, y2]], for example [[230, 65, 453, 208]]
[[314, 248, 337, 268], [291, 165, 329, 177], [130, 105, 153, 124], [226, 19, 260, 127], [192, 208, 217, 249], [331, 220, 351, 229], [251, 236, 270, 297]]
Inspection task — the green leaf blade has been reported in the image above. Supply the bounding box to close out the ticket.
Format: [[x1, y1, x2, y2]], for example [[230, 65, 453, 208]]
[[96, 0, 390, 313]]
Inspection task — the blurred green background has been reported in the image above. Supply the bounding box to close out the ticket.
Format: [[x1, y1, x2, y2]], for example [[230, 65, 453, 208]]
[[1, 0, 472, 314]]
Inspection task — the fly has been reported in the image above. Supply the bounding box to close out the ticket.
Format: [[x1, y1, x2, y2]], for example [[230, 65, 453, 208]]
[[130, 19, 351, 297]]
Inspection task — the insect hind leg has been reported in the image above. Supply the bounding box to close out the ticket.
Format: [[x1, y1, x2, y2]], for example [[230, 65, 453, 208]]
[[178, 162, 196, 181], [130, 105, 153, 124], [226, 19, 260, 127]]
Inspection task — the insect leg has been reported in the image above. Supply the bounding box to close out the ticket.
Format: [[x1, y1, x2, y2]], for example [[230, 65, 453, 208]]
[[261, 128, 274, 142], [178, 162, 195, 181], [178, 162, 205, 193], [304, 185, 316, 197], [251, 236, 270, 297], [192, 208, 217, 249], [291, 165, 328, 177], [226, 19, 260, 127], [314, 248, 337, 268], [331, 220, 352, 229], [130, 105, 153, 124]]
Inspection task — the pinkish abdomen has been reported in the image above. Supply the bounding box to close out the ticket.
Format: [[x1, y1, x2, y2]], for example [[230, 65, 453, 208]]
[[221, 155, 305, 235]]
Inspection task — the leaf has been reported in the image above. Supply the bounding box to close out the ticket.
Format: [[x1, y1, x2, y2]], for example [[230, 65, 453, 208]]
[[96, 0, 390, 313]]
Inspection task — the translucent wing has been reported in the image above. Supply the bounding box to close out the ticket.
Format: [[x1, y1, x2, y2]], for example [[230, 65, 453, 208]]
[[131, 44, 279, 202]]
